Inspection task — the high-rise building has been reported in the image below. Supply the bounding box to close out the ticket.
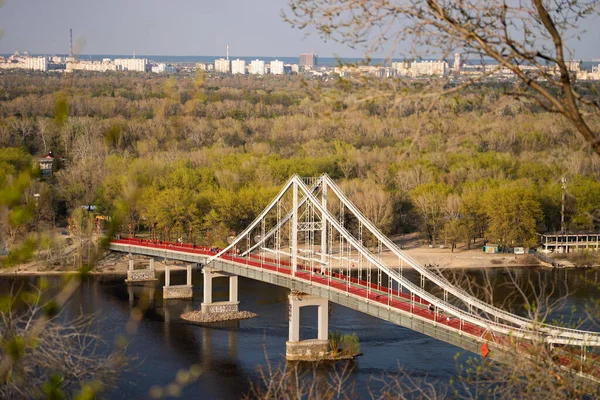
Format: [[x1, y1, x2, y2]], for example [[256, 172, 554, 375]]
[[231, 59, 246, 75], [410, 60, 449, 76], [299, 52, 318, 69], [270, 59, 285, 75], [249, 59, 265, 75], [214, 58, 231, 73], [25, 57, 48, 72], [115, 58, 148, 72]]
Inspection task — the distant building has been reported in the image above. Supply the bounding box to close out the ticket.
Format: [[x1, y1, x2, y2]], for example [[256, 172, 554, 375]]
[[290, 64, 300, 73], [151, 63, 176, 74], [539, 233, 600, 253], [392, 61, 411, 76], [114, 58, 148, 72], [334, 65, 386, 78], [249, 59, 265, 75], [25, 57, 48, 72], [410, 60, 449, 76], [214, 58, 231, 73], [66, 59, 117, 72], [195, 63, 213, 72], [231, 59, 246, 75], [299, 52, 318, 69], [270, 59, 285, 75], [37, 152, 54, 178], [565, 61, 581, 72], [454, 53, 461, 75]]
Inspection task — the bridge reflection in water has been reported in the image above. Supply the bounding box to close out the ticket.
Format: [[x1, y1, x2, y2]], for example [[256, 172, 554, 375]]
[[111, 174, 600, 379]]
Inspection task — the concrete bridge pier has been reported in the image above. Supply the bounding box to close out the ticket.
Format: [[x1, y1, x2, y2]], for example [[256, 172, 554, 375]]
[[286, 292, 329, 361], [201, 267, 239, 313], [126, 258, 158, 283], [163, 264, 193, 299]]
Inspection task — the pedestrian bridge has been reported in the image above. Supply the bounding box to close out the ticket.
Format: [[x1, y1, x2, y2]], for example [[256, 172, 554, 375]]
[[109, 174, 600, 370]]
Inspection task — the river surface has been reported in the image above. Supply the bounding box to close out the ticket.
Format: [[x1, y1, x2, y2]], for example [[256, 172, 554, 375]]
[[2, 267, 599, 399]]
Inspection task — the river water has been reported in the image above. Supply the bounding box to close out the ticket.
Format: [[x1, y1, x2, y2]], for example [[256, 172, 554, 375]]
[[2, 267, 599, 399]]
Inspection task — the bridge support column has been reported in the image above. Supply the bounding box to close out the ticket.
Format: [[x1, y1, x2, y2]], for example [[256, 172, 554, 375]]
[[125, 258, 158, 283], [286, 291, 329, 361], [163, 264, 193, 299], [201, 267, 239, 313]]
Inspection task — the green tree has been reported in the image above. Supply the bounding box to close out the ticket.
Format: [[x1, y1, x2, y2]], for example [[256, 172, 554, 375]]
[[483, 183, 542, 247], [568, 175, 600, 231], [460, 180, 489, 248]]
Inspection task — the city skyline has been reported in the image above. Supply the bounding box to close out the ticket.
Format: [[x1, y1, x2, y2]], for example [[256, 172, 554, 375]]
[[1, 0, 599, 59]]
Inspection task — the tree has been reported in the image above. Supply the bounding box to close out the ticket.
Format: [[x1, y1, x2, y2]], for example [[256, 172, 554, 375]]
[[0, 281, 127, 398], [460, 180, 489, 247], [339, 179, 394, 234], [285, 0, 600, 157], [410, 183, 451, 245], [567, 175, 600, 231], [483, 183, 542, 247], [441, 193, 467, 251]]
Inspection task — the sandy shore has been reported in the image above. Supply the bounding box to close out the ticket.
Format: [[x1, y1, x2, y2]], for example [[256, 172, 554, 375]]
[[1, 239, 541, 276], [0, 252, 187, 276]]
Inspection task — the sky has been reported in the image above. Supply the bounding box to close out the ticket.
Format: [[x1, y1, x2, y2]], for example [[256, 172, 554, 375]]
[[0, 0, 599, 59]]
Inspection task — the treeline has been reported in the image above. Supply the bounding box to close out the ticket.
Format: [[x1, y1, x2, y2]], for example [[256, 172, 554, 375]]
[[1, 72, 599, 256]]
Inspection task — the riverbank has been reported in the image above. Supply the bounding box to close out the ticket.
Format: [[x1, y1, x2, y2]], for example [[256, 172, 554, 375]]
[[0, 251, 184, 276], [6, 234, 598, 276]]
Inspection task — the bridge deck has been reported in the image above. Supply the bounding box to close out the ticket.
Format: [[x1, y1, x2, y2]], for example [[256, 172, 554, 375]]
[[109, 238, 529, 362]]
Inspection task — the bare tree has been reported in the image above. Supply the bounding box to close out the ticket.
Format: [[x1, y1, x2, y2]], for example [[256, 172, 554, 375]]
[[284, 0, 600, 156], [436, 267, 600, 399], [0, 281, 127, 398]]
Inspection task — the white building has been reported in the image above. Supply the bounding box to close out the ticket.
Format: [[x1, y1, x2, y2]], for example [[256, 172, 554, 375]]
[[114, 58, 148, 72], [196, 63, 213, 72], [214, 58, 230, 73], [392, 61, 411, 76], [410, 60, 449, 76], [25, 57, 48, 72], [231, 59, 246, 75], [270, 59, 285, 75], [66, 60, 117, 72], [151, 63, 177, 74], [249, 59, 265, 75]]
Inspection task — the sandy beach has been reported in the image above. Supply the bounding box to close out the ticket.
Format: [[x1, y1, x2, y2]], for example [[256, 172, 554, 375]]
[[0, 233, 541, 276]]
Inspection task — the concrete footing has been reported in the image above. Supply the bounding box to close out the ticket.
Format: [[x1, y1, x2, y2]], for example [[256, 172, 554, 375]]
[[163, 285, 193, 299], [286, 339, 329, 361], [125, 258, 158, 283], [201, 301, 239, 313]]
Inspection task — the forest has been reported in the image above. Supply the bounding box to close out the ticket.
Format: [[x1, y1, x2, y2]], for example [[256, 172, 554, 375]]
[[1, 70, 600, 266]]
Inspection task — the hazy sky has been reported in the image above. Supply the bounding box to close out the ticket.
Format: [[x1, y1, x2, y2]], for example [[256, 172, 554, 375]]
[[0, 0, 599, 59]]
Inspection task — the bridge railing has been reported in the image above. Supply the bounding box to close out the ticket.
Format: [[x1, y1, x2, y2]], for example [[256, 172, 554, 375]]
[[321, 174, 600, 341]]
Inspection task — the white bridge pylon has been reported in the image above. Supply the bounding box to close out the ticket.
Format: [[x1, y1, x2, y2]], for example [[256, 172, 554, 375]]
[[208, 174, 600, 347]]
